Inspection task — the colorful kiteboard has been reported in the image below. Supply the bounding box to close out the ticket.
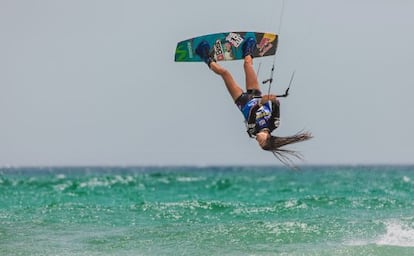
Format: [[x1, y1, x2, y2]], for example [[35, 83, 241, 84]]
[[174, 31, 278, 62]]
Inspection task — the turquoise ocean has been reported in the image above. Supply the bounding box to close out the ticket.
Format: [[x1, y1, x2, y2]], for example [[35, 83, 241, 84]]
[[1, 165, 414, 256]]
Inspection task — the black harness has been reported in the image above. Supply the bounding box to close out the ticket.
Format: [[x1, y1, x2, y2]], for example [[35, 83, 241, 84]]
[[246, 98, 280, 138]]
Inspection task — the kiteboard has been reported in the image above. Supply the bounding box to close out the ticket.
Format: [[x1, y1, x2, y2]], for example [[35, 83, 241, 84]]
[[174, 31, 278, 62]]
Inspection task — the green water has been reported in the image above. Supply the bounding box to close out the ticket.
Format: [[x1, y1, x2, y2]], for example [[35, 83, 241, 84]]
[[1, 166, 414, 255]]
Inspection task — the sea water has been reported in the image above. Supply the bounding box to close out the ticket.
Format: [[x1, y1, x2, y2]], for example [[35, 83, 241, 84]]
[[1, 165, 414, 256]]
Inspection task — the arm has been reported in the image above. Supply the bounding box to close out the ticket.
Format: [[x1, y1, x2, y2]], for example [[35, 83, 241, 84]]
[[260, 94, 277, 105], [262, 94, 280, 131]]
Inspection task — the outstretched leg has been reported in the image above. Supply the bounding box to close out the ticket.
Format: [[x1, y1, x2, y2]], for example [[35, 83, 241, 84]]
[[195, 39, 242, 101], [209, 62, 243, 101], [243, 55, 260, 91]]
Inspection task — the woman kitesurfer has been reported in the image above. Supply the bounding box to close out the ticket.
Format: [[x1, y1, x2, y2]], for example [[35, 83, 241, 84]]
[[195, 37, 312, 165]]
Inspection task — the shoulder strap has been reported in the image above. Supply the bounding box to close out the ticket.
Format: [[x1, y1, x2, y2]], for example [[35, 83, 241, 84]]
[[268, 100, 281, 131], [245, 103, 261, 138], [247, 103, 260, 124]]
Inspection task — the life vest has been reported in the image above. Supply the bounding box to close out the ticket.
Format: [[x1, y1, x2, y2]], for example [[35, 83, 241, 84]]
[[245, 99, 280, 138]]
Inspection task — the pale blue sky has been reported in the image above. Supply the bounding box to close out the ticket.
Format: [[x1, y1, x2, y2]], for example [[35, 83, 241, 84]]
[[1, 0, 413, 166]]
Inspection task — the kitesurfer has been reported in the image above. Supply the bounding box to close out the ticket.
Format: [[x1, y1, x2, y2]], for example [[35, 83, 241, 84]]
[[195, 37, 312, 164]]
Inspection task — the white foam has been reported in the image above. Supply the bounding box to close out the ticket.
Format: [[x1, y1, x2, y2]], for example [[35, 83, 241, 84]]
[[375, 220, 414, 247], [176, 176, 206, 182]]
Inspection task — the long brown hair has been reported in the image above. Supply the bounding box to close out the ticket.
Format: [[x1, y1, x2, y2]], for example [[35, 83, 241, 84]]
[[262, 130, 313, 168]]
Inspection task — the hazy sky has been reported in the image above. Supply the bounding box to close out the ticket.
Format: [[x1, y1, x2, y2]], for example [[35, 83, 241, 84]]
[[1, 0, 413, 166]]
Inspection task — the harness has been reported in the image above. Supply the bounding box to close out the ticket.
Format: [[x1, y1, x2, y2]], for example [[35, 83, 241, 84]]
[[246, 98, 280, 138]]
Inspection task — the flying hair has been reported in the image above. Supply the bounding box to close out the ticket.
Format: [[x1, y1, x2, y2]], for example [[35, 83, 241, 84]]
[[262, 130, 313, 168]]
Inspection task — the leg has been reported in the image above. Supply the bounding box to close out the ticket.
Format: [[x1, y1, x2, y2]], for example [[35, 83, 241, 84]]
[[195, 40, 243, 101], [243, 55, 260, 91], [210, 62, 243, 101]]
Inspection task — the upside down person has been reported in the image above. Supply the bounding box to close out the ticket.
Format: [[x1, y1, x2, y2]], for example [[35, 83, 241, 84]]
[[195, 37, 312, 165]]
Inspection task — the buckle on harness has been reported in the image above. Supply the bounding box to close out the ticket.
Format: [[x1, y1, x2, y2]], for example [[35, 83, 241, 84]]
[[273, 117, 280, 129], [246, 123, 256, 138]]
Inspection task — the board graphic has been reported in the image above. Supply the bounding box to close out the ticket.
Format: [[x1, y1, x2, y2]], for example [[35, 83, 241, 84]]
[[174, 31, 278, 62]]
